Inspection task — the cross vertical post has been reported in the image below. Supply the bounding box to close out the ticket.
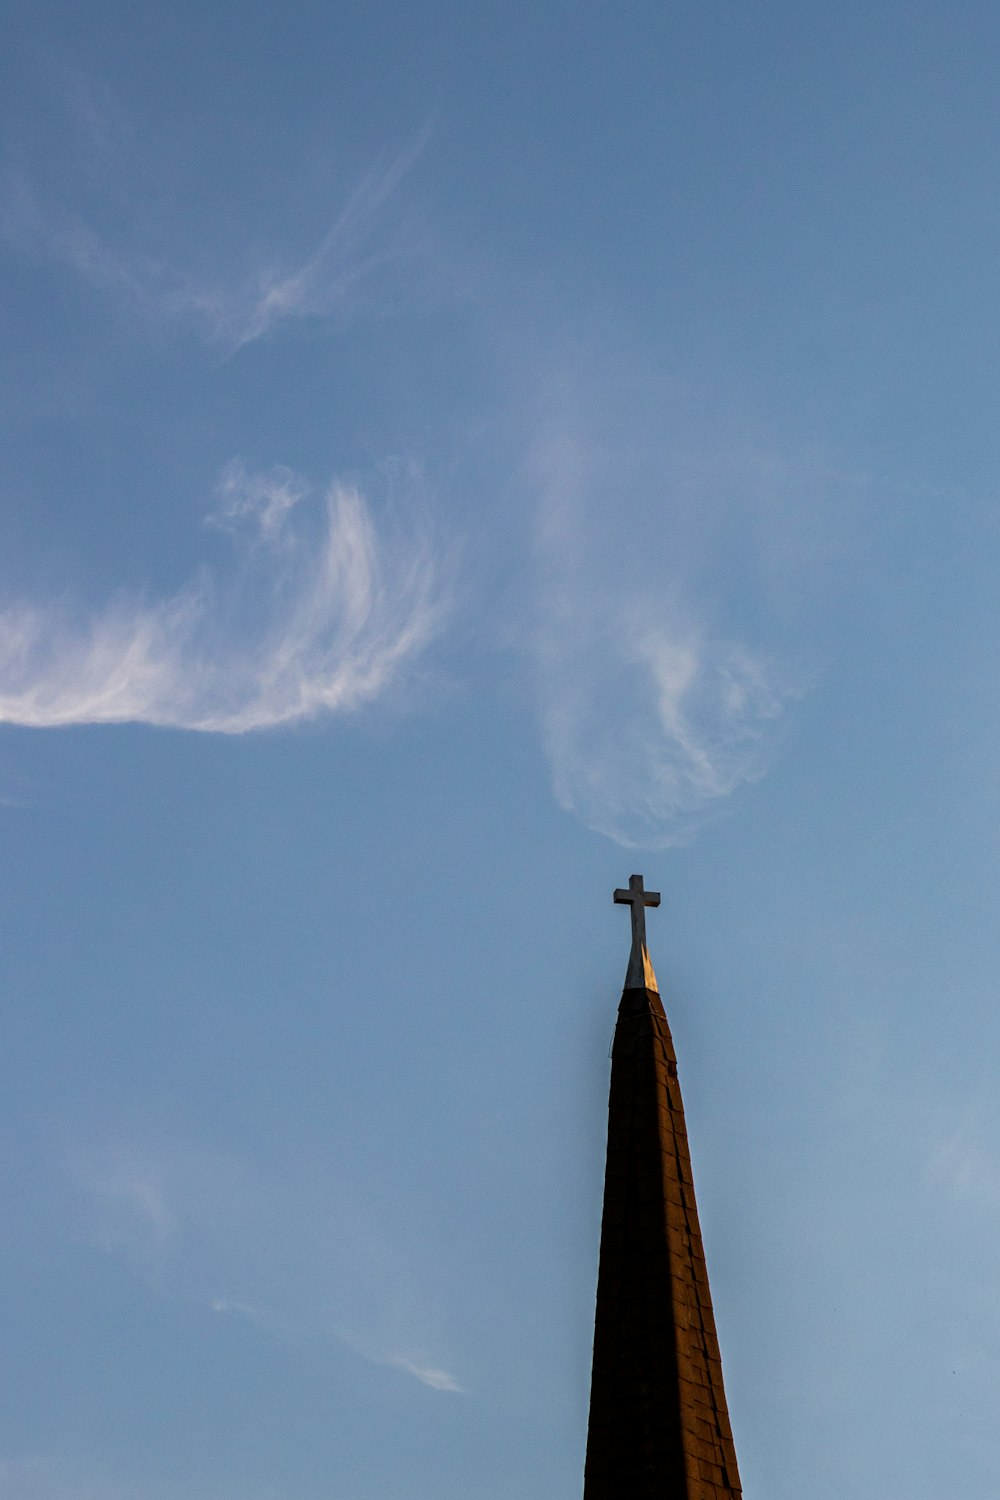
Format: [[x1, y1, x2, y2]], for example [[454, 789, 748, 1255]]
[[614, 873, 661, 990]]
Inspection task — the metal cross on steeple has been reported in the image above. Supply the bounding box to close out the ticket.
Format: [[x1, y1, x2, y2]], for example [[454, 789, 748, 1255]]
[[613, 873, 661, 991]]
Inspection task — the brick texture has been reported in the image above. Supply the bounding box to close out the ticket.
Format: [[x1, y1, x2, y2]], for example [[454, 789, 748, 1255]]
[[583, 985, 742, 1499]]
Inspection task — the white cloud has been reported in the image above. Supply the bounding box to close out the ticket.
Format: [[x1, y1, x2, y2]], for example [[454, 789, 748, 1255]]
[[64, 1132, 462, 1394], [209, 1295, 274, 1321], [201, 136, 429, 349], [538, 615, 789, 849], [211, 458, 308, 542], [386, 1354, 463, 1393], [928, 1110, 1000, 1206], [527, 409, 801, 848], [540, 621, 789, 848], [65, 1141, 180, 1284], [207, 1296, 296, 1341], [0, 134, 428, 348], [0, 462, 447, 733]]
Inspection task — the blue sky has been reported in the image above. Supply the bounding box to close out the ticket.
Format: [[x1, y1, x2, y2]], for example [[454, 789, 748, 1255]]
[[2, 3, 1000, 1496]]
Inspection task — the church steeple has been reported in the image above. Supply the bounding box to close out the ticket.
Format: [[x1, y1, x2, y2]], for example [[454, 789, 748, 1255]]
[[584, 876, 742, 1499]]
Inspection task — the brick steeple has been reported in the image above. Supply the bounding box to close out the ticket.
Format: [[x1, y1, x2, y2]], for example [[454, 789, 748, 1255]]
[[583, 876, 742, 1499]]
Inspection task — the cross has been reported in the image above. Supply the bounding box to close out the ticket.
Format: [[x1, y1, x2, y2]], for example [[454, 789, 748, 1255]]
[[614, 873, 661, 957]]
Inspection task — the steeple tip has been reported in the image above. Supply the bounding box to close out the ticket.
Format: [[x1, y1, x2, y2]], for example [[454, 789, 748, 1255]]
[[613, 873, 661, 993]]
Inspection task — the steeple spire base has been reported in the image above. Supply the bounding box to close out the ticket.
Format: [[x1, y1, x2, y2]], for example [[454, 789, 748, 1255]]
[[584, 981, 742, 1499]]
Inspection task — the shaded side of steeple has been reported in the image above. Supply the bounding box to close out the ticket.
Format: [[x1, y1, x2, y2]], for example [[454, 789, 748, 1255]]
[[583, 982, 742, 1499]]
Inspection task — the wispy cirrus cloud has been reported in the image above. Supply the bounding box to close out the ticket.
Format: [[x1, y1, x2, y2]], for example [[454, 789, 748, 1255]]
[[66, 1131, 463, 1395], [538, 612, 791, 849], [927, 1107, 1000, 1207], [0, 461, 448, 733], [0, 132, 430, 349], [525, 383, 803, 848], [386, 1354, 463, 1393], [200, 137, 430, 349]]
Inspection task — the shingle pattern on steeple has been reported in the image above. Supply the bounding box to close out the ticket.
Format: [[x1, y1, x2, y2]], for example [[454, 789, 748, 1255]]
[[584, 983, 742, 1500]]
